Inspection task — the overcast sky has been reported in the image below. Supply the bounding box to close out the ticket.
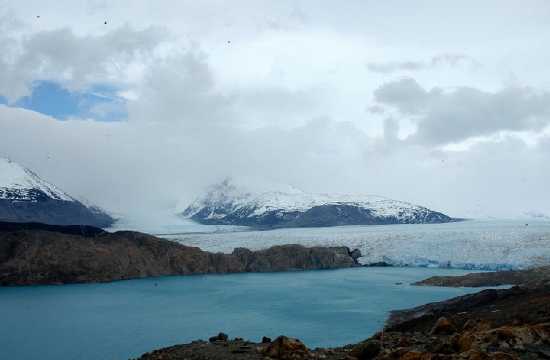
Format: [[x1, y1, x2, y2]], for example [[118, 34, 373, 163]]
[[0, 0, 549, 220]]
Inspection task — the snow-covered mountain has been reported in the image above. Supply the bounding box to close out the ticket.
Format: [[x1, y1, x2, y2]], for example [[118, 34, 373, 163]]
[[181, 179, 453, 228], [0, 157, 114, 227]]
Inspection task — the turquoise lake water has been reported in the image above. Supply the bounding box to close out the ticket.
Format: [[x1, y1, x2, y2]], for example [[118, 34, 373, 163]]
[[1, 267, 489, 360]]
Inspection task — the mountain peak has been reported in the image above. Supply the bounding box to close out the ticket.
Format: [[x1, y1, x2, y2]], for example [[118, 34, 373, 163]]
[[0, 157, 73, 201], [181, 179, 452, 228], [0, 157, 114, 227]]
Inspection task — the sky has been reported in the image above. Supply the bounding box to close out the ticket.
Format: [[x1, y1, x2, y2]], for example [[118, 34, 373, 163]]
[[0, 0, 549, 220]]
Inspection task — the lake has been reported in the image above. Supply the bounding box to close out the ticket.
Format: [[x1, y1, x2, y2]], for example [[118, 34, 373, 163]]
[[1, 267, 491, 360]]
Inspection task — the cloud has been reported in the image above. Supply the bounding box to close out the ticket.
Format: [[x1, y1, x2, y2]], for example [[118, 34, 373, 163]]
[[367, 53, 479, 74], [431, 53, 478, 67], [0, 3, 550, 222], [0, 24, 167, 102], [374, 78, 550, 145], [373, 78, 428, 114], [2, 92, 550, 220], [367, 61, 425, 74]]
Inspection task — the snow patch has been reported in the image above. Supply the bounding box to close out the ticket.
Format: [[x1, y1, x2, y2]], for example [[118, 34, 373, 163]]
[[0, 157, 73, 202]]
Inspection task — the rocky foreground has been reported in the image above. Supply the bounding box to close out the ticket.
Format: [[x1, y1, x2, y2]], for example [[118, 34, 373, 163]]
[[0, 221, 360, 286], [137, 272, 550, 360]]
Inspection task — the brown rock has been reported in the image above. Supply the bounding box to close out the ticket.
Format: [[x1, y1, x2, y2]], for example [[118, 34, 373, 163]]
[[430, 317, 456, 335], [461, 350, 490, 360], [209, 332, 228, 343], [414, 266, 550, 288], [0, 227, 360, 286], [400, 351, 429, 360], [262, 336, 272, 343], [463, 320, 477, 331], [457, 332, 476, 352], [532, 322, 550, 341], [349, 340, 381, 359], [488, 352, 518, 360], [263, 336, 311, 360]]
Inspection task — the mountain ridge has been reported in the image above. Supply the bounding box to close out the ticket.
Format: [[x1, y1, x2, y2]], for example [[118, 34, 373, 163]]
[[181, 179, 453, 228], [0, 157, 114, 227]]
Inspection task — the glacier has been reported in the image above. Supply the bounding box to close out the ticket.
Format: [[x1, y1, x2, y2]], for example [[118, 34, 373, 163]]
[[161, 219, 550, 271]]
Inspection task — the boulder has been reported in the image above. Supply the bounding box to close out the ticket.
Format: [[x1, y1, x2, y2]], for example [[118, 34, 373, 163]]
[[262, 336, 310, 359], [349, 339, 381, 359], [430, 317, 457, 335], [208, 332, 228, 343], [350, 248, 362, 260], [262, 336, 272, 343]]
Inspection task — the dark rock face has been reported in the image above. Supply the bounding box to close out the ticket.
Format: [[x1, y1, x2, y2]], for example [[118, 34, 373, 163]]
[[232, 245, 359, 272], [0, 224, 360, 286], [0, 195, 114, 228], [209, 333, 229, 343], [349, 339, 381, 359], [187, 206, 304, 227], [284, 204, 381, 227], [0, 220, 105, 236], [386, 286, 550, 332], [374, 285, 550, 359], [285, 204, 451, 228], [188, 203, 452, 228], [415, 266, 550, 288]]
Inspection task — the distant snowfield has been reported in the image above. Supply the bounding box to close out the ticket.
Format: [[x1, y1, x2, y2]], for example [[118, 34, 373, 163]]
[[157, 219, 550, 270]]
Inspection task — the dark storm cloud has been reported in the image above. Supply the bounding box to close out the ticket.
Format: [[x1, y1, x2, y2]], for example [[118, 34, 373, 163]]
[[374, 78, 550, 145]]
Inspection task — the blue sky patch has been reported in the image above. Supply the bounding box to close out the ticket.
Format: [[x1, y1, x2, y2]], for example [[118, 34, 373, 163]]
[[0, 81, 128, 121]]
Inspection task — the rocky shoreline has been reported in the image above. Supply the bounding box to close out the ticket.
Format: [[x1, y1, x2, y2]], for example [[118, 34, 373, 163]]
[[136, 268, 550, 360], [415, 266, 550, 288], [0, 221, 361, 286]]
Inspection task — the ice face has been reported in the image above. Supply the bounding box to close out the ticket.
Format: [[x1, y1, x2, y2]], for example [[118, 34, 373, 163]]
[[163, 219, 550, 270]]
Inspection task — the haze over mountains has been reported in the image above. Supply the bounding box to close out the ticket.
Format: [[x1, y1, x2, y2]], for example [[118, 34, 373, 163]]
[[0, 158, 452, 229], [0, 157, 114, 227]]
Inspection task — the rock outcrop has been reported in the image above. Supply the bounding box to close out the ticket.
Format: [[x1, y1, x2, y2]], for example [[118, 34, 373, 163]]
[[415, 266, 550, 288], [0, 221, 360, 286]]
